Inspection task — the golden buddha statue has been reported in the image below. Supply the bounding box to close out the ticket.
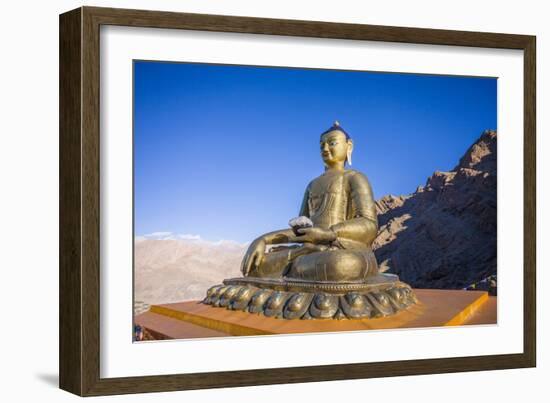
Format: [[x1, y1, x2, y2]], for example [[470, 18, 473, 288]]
[[241, 121, 379, 282], [203, 122, 417, 319]]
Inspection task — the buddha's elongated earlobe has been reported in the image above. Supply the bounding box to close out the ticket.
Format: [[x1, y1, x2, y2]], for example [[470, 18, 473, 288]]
[[346, 141, 353, 166]]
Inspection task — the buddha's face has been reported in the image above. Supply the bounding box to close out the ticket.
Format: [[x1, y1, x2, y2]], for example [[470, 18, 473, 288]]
[[320, 131, 352, 167]]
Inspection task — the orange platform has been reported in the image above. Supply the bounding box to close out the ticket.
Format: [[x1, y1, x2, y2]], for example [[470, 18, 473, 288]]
[[135, 289, 496, 340]]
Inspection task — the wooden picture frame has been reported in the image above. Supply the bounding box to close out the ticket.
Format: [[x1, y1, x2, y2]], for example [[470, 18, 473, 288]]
[[59, 6, 536, 396]]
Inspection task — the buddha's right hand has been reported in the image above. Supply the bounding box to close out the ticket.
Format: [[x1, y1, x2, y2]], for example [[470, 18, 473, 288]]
[[241, 238, 266, 276]]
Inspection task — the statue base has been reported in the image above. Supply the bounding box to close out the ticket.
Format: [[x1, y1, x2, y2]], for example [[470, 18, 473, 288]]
[[202, 273, 417, 320], [135, 289, 496, 339]]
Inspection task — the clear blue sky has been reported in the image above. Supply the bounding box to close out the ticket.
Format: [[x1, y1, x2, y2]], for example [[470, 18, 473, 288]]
[[134, 61, 496, 243]]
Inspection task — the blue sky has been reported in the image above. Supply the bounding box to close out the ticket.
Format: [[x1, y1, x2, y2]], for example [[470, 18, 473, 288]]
[[134, 61, 496, 243]]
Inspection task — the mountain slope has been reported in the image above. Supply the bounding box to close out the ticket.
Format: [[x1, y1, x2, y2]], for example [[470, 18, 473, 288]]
[[373, 130, 497, 291], [134, 238, 246, 304]]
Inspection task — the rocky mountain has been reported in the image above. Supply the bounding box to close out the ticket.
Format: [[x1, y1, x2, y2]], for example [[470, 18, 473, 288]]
[[134, 236, 246, 304], [373, 130, 497, 292]]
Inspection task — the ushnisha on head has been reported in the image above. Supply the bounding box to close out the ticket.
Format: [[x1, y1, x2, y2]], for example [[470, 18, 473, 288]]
[[320, 121, 353, 168]]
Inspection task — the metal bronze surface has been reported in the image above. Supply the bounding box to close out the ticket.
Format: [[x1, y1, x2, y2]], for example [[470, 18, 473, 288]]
[[204, 275, 417, 319], [203, 123, 418, 319]]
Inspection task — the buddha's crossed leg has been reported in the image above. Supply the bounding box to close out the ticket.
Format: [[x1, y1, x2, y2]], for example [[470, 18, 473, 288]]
[[285, 249, 377, 282]]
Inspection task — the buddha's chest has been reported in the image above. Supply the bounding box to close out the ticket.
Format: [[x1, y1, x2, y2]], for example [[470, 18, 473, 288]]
[[308, 173, 349, 226]]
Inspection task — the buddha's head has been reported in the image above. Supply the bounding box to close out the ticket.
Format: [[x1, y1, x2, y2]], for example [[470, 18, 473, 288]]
[[320, 121, 354, 168]]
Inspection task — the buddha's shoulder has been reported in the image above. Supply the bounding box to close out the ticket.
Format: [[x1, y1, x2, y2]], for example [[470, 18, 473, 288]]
[[344, 169, 371, 182], [343, 170, 374, 194]]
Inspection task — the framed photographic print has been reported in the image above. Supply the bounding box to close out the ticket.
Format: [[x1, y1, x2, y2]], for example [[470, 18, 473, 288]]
[[59, 6, 536, 396]]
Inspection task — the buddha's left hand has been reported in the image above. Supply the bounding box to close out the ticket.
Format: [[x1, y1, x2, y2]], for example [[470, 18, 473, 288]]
[[294, 227, 337, 244]]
